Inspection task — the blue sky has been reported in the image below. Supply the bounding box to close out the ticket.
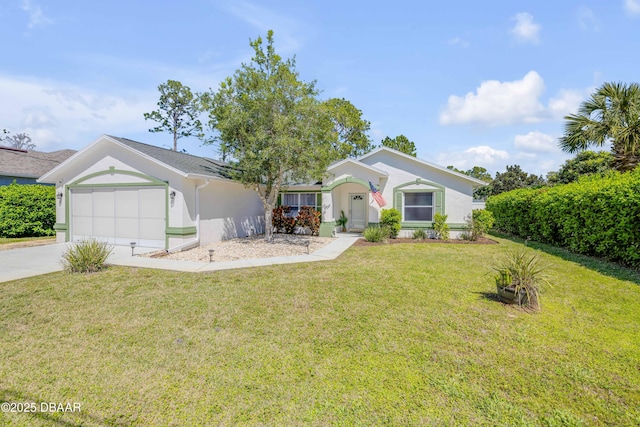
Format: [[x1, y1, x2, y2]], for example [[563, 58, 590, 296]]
[[2, 1, 639, 176]]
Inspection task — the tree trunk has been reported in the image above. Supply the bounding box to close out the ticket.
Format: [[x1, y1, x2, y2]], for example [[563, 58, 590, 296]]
[[264, 204, 274, 241]]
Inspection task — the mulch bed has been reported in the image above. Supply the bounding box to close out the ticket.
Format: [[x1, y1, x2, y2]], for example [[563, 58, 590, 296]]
[[353, 235, 498, 247]]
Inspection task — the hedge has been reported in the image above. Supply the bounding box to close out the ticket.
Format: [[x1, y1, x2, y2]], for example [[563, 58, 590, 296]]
[[486, 168, 640, 267], [0, 183, 56, 237]]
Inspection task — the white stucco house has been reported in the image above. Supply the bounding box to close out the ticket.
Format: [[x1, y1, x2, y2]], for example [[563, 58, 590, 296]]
[[281, 146, 488, 238], [39, 135, 264, 250], [39, 135, 486, 249]]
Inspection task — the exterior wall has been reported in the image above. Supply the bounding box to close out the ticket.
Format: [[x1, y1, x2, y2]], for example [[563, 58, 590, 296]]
[[359, 153, 475, 227], [198, 181, 264, 244], [331, 182, 370, 230], [321, 150, 479, 236]]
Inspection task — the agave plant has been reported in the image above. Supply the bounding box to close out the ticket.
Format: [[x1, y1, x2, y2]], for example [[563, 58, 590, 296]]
[[493, 249, 550, 310]]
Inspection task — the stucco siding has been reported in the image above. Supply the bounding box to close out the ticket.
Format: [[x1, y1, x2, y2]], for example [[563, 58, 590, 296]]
[[198, 181, 264, 244]]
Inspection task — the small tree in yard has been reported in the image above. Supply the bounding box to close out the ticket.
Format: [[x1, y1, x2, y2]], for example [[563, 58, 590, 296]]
[[202, 31, 369, 241]]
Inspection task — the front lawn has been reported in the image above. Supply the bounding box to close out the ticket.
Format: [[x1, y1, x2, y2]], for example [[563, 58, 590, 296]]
[[1, 236, 638, 426], [0, 236, 55, 246]]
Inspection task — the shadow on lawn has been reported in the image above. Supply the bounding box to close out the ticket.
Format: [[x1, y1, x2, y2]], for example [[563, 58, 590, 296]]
[[474, 291, 501, 302], [490, 232, 640, 285], [0, 388, 114, 427]]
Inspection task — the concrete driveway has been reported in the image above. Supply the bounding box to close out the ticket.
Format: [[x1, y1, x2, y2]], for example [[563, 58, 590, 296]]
[[0, 243, 146, 283]]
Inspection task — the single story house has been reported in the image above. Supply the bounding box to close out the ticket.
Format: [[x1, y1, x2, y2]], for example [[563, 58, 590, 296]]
[[281, 147, 488, 238], [38, 135, 264, 250], [40, 135, 486, 249], [0, 145, 76, 185]]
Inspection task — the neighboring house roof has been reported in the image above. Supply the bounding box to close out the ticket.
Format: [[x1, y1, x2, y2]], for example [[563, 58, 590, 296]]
[[0, 146, 77, 179], [358, 146, 488, 187], [40, 135, 235, 183]]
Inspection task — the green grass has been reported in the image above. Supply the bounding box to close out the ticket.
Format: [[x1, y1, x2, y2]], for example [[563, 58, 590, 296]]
[[0, 236, 55, 245], [1, 236, 639, 426]]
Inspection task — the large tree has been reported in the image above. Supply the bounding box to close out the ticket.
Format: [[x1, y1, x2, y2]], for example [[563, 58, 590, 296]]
[[380, 135, 417, 157], [202, 31, 363, 241], [144, 80, 202, 151], [548, 151, 613, 185], [490, 165, 545, 196], [1, 131, 36, 150], [559, 82, 640, 172], [323, 98, 373, 158]]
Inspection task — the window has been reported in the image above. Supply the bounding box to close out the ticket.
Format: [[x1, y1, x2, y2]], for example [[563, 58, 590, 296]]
[[404, 192, 433, 221], [281, 193, 318, 216]]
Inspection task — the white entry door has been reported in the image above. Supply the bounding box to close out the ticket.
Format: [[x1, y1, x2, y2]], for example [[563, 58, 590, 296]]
[[350, 193, 366, 230]]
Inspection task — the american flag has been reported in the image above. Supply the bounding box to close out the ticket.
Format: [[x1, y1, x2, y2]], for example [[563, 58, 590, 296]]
[[369, 181, 387, 207]]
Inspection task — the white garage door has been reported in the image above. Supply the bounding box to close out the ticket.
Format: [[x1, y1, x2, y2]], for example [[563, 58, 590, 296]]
[[71, 187, 166, 248]]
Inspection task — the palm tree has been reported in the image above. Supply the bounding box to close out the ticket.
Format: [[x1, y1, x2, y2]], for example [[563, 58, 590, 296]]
[[559, 82, 640, 172]]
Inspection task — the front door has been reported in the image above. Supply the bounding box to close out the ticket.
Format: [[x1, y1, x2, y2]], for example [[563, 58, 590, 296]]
[[350, 193, 366, 230]]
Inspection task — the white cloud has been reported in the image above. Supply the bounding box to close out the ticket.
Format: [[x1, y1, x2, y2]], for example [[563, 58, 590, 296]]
[[510, 12, 541, 44], [439, 72, 589, 126], [437, 145, 509, 171], [547, 89, 586, 119], [439, 71, 545, 126], [448, 37, 469, 48], [514, 131, 559, 153], [624, 0, 640, 15], [0, 75, 155, 150], [21, 0, 52, 29], [578, 7, 600, 31]]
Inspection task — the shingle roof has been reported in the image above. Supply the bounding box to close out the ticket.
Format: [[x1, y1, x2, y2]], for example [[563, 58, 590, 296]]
[[107, 135, 235, 179], [0, 146, 76, 179]]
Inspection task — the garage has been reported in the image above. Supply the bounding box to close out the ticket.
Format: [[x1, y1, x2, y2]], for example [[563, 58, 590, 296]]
[[70, 186, 166, 248]]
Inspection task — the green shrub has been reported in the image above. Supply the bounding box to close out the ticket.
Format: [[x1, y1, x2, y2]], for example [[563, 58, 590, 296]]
[[432, 213, 449, 240], [412, 228, 428, 240], [0, 183, 55, 237], [296, 206, 321, 236], [486, 168, 640, 267], [380, 208, 401, 238], [363, 226, 389, 242], [462, 209, 495, 241], [62, 239, 113, 273]]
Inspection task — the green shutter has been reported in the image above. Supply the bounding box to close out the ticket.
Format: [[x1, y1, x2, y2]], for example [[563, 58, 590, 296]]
[[435, 191, 443, 214], [394, 192, 402, 212], [277, 194, 282, 206]]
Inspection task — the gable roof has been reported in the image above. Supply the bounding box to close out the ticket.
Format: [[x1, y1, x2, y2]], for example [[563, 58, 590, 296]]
[[39, 135, 235, 183], [358, 146, 488, 187], [327, 157, 389, 176], [107, 136, 234, 179], [0, 146, 76, 179]]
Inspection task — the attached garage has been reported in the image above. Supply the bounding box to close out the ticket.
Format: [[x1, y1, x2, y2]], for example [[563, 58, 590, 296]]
[[70, 186, 166, 248], [39, 135, 266, 250]]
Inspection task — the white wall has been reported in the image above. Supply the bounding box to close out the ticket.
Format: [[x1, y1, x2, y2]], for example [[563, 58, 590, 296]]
[[198, 181, 264, 244]]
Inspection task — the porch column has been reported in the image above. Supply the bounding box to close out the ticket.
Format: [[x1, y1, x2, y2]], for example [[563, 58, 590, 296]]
[[319, 190, 336, 237]]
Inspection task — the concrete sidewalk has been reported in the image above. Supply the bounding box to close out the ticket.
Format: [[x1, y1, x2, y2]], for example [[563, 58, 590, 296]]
[[0, 236, 360, 282], [0, 244, 154, 283], [109, 236, 360, 272]]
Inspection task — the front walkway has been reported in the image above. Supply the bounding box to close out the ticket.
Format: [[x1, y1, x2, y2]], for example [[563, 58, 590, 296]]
[[110, 235, 360, 273], [0, 235, 361, 282]]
